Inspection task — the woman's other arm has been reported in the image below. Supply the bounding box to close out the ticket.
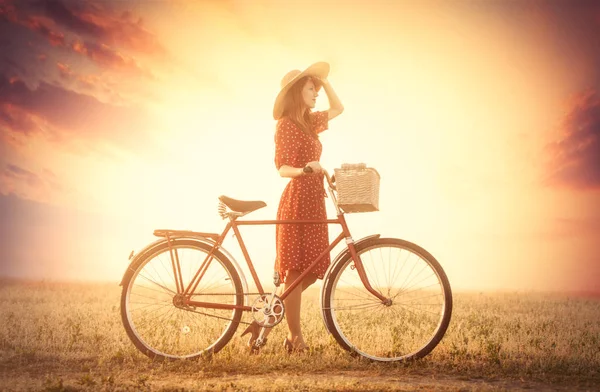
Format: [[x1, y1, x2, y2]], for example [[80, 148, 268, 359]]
[[278, 165, 304, 178], [278, 161, 323, 178]]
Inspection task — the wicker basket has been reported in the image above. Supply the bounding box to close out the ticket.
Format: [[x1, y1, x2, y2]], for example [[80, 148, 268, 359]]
[[334, 163, 380, 213]]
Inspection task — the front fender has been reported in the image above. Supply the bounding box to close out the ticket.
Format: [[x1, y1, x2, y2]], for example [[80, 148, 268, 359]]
[[120, 236, 250, 306], [319, 234, 380, 333]]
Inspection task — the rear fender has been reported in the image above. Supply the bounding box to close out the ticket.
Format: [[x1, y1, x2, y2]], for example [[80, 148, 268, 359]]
[[120, 235, 250, 306]]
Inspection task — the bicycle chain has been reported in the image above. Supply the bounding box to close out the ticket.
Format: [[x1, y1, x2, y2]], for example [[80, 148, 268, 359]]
[[185, 307, 254, 326], [180, 292, 279, 326]]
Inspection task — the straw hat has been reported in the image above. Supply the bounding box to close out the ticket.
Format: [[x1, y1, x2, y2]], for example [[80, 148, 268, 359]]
[[273, 62, 330, 120]]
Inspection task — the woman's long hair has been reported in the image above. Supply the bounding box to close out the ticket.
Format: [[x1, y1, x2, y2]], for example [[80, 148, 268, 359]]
[[281, 76, 321, 139]]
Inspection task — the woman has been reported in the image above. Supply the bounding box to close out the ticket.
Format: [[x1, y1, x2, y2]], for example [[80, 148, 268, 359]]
[[242, 62, 344, 353]]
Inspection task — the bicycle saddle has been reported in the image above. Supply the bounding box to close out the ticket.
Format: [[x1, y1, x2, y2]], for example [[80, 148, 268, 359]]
[[218, 195, 267, 213]]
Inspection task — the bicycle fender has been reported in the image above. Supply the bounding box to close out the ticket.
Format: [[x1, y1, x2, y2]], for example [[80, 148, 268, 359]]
[[119, 237, 167, 286], [319, 234, 381, 334], [120, 236, 250, 306]]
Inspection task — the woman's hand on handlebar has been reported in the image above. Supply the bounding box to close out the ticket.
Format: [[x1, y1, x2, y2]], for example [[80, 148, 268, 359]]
[[305, 161, 323, 173]]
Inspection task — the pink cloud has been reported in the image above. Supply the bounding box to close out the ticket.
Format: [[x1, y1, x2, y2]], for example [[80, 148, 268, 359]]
[[21, 15, 66, 47], [1, 164, 44, 189], [545, 89, 600, 190], [0, 102, 39, 145], [0, 163, 64, 204], [56, 61, 72, 79], [76, 73, 100, 91], [71, 39, 154, 78], [0, 0, 17, 22], [0, 73, 161, 154], [1, 1, 67, 48], [2, 0, 161, 77], [39, 0, 166, 56]]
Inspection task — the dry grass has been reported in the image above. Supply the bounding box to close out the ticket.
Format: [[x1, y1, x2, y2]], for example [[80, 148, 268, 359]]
[[0, 279, 599, 391]]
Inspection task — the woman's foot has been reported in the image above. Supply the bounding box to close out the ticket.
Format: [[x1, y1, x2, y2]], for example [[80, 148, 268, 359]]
[[284, 335, 309, 353]]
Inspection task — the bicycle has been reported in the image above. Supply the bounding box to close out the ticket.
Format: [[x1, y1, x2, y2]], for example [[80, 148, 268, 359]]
[[119, 168, 452, 362]]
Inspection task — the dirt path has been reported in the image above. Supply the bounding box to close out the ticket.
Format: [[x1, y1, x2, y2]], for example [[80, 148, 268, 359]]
[[4, 370, 596, 391]]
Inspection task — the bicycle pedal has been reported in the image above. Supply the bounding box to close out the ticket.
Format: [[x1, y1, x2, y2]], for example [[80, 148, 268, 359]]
[[255, 337, 268, 348]]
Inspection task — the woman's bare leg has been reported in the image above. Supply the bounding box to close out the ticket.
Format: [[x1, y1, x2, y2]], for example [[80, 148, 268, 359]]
[[243, 270, 317, 350], [284, 270, 304, 347], [284, 270, 317, 348], [301, 273, 318, 291]]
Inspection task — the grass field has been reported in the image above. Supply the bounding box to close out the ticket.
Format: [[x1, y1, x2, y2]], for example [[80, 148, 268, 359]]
[[1, 279, 599, 391]]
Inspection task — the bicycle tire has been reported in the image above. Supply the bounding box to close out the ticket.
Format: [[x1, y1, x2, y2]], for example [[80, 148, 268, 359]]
[[120, 239, 244, 360], [322, 237, 452, 362]]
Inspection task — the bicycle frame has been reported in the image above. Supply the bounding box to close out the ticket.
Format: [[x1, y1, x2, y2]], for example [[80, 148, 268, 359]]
[[163, 171, 390, 312]]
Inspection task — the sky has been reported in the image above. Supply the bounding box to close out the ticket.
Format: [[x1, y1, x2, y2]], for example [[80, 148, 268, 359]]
[[0, 0, 599, 293]]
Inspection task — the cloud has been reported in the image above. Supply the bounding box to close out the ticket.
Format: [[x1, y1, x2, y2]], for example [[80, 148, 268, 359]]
[[71, 39, 154, 78], [545, 89, 600, 190], [56, 61, 72, 79], [0, 102, 39, 139], [1, 163, 43, 188], [1, 1, 66, 47], [0, 163, 63, 202], [76, 73, 100, 91], [1, 0, 164, 77], [22, 15, 66, 47], [34, 0, 166, 56], [16, 0, 166, 56], [39, 0, 104, 38], [0, 73, 161, 153]]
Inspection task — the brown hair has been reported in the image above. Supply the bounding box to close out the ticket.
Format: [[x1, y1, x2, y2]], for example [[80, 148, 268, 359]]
[[281, 76, 321, 139]]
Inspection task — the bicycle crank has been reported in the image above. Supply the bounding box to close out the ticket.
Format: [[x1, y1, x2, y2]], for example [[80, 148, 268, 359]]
[[251, 294, 285, 327]]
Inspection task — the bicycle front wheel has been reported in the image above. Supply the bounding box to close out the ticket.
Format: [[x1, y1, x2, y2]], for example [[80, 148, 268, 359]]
[[322, 238, 452, 362], [120, 239, 244, 360]]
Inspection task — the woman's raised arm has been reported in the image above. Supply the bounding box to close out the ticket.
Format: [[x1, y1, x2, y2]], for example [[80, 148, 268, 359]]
[[320, 78, 344, 121]]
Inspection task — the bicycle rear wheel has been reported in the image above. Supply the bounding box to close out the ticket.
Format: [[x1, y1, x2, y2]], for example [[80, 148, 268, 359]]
[[322, 238, 452, 362], [120, 239, 243, 360]]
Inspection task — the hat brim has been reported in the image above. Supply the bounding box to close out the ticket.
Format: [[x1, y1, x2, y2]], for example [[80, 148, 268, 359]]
[[273, 62, 330, 120]]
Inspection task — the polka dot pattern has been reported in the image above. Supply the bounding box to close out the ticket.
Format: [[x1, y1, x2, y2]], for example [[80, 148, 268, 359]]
[[274, 111, 330, 283]]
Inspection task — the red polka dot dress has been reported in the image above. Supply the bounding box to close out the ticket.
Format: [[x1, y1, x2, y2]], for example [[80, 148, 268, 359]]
[[274, 111, 330, 283]]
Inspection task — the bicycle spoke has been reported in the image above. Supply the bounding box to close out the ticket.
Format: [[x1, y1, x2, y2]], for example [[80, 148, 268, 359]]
[[122, 241, 244, 359], [129, 301, 172, 312], [129, 290, 171, 303], [148, 256, 173, 294], [136, 272, 177, 295], [394, 282, 442, 300], [399, 262, 430, 292], [328, 301, 383, 311], [324, 239, 451, 362], [334, 286, 381, 303], [394, 301, 442, 318], [396, 291, 443, 303]]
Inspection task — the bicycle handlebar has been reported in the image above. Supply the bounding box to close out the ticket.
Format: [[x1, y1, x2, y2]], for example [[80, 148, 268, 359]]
[[323, 169, 336, 190], [304, 166, 336, 190]]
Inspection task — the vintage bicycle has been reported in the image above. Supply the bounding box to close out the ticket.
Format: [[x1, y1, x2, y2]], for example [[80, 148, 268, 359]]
[[119, 166, 452, 362]]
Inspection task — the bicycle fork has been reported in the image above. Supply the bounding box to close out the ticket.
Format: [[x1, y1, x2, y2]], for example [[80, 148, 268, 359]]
[[338, 225, 392, 306]]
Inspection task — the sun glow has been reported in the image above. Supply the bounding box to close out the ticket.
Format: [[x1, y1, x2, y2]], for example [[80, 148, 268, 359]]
[[1, 0, 599, 293]]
